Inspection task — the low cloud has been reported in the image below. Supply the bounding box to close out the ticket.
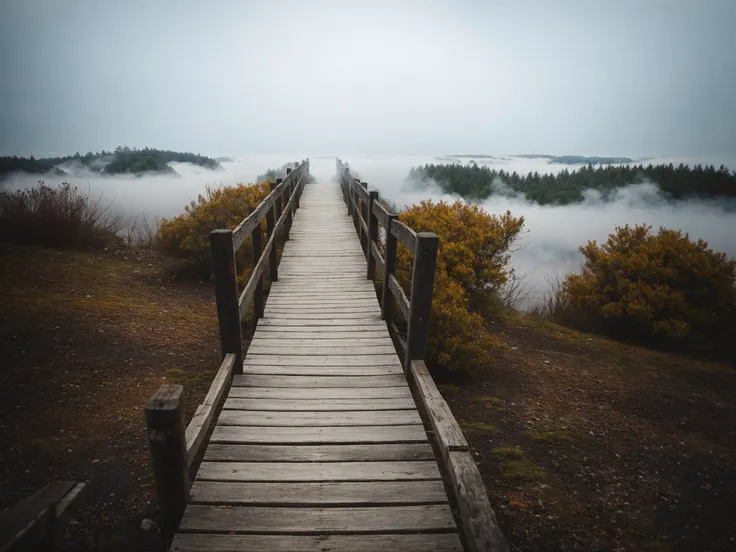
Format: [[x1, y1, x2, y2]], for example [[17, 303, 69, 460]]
[[330, 155, 736, 307]]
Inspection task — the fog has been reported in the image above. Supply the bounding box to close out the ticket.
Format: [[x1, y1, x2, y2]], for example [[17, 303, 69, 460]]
[[4, 154, 734, 307], [312, 155, 736, 306]]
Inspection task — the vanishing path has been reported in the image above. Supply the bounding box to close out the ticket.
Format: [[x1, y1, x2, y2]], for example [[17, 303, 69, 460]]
[[171, 182, 463, 551]]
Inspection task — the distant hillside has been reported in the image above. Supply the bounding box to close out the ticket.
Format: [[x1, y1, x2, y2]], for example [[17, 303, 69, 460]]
[[516, 154, 635, 164], [408, 162, 736, 204], [0, 147, 221, 178]]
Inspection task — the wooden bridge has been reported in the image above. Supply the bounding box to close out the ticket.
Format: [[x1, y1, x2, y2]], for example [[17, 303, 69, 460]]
[[144, 160, 507, 551]]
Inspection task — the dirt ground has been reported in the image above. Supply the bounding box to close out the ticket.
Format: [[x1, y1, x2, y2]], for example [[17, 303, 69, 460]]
[[2, 244, 736, 551], [441, 316, 736, 552], [0, 245, 221, 551]]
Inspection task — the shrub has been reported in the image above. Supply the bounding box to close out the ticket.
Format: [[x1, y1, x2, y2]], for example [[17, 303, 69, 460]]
[[157, 182, 270, 277], [394, 200, 524, 372], [562, 224, 736, 356], [0, 182, 122, 248]]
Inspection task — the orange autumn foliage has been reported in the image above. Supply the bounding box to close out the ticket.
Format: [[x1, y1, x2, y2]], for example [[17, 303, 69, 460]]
[[395, 200, 524, 372], [157, 182, 271, 278], [562, 224, 736, 355]]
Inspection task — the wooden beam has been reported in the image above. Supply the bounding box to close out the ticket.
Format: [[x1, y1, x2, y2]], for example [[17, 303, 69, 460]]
[[366, 190, 379, 280], [145, 384, 188, 545], [404, 232, 438, 369], [184, 354, 236, 466], [209, 229, 243, 369], [267, 181, 278, 282]]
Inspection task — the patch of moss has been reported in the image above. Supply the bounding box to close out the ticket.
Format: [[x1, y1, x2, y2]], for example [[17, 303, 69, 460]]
[[478, 396, 503, 406], [461, 420, 498, 433], [437, 384, 461, 397], [492, 447, 524, 459], [501, 460, 547, 482], [528, 430, 573, 443]]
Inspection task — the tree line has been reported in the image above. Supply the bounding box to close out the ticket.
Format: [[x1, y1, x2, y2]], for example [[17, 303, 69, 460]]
[[408, 162, 736, 204], [0, 146, 221, 178]]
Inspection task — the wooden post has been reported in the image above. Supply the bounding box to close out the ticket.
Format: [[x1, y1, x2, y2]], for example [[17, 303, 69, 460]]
[[404, 232, 438, 369], [267, 182, 278, 282], [274, 178, 283, 223], [381, 213, 398, 321], [366, 190, 379, 280], [284, 170, 292, 240], [145, 384, 188, 545], [346, 176, 353, 216], [210, 229, 243, 370], [250, 207, 264, 322], [359, 181, 369, 255]]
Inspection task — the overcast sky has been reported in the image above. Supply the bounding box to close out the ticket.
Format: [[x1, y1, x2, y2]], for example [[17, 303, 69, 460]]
[[1, 0, 734, 158]]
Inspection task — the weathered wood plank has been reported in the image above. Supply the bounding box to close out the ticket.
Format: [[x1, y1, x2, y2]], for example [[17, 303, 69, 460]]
[[184, 354, 235, 466], [196, 460, 440, 482], [251, 332, 391, 346], [228, 386, 412, 399], [234, 375, 406, 387], [448, 450, 510, 552], [210, 425, 428, 444], [389, 220, 417, 252], [217, 409, 422, 427], [252, 331, 390, 339], [242, 365, 403, 376], [178, 504, 456, 534], [172, 534, 463, 552], [241, 356, 401, 367], [258, 319, 386, 328], [388, 274, 411, 320], [203, 443, 434, 462], [223, 397, 416, 411], [404, 232, 438, 367], [246, 345, 397, 356], [189, 480, 448, 505], [409, 360, 468, 462], [264, 305, 380, 313]]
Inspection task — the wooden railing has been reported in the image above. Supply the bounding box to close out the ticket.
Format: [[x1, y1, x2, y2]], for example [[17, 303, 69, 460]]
[[336, 158, 509, 552], [336, 158, 438, 371], [143, 160, 310, 544], [211, 159, 310, 370]]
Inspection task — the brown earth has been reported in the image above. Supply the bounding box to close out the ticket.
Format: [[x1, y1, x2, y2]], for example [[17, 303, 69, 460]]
[[440, 316, 736, 552], [0, 245, 221, 551], [2, 244, 736, 551]]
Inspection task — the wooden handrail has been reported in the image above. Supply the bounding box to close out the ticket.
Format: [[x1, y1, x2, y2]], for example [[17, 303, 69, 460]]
[[144, 353, 236, 544], [336, 158, 437, 370], [211, 160, 310, 369], [335, 158, 509, 552]]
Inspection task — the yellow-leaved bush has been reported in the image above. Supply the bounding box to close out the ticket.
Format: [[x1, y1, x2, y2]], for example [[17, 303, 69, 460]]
[[157, 182, 270, 278], [395, 200, 525, 372], [562, 224, 736, 355]]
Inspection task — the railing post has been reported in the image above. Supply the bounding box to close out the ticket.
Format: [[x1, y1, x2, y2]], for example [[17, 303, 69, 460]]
[[267, 182, 278, 282], [366, 190, 379, 280], [404, 232, 438, 369], [210, 229, 243, 370], [274, 178, 283, 223], [145, 384, 188, 545], [381, 213, 398, 321], [250, 207, 264, 321], [359, 181, 369, 255], [284, 169, 292, 240], [346, 176, 353, 217]]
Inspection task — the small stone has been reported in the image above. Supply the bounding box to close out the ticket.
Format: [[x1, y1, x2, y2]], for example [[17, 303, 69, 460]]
[[141, 518, 157, 531], [543, 360, 550, 364]]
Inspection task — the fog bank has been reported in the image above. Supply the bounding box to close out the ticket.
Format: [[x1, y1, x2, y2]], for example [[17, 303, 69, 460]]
[[3, 153, 734, 307], [322, 155, 736, 307]]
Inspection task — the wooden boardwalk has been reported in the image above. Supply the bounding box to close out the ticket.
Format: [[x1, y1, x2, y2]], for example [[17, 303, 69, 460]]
[[171, 182, 464, 551]]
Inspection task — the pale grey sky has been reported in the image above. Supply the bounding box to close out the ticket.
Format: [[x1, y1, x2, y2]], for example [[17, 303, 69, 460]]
[[1, 0, 734, 158]]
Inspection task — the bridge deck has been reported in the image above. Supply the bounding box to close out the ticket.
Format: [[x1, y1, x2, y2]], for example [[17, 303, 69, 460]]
[[171, 183, 463, 551]]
